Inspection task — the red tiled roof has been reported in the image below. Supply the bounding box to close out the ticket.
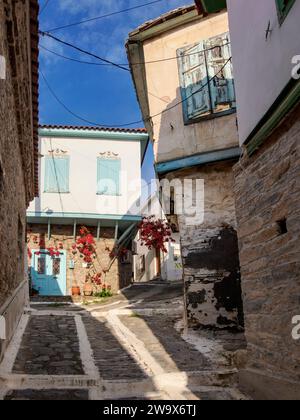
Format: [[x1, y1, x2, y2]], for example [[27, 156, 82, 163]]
[[129, 5, 197, 36], [39, 125, 148, 134]]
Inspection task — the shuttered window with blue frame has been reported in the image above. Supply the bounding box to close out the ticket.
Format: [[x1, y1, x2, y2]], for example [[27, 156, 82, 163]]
[[97, 158, 121, 196], [178, 32, 236, 124], [44, 156, 70, 193]]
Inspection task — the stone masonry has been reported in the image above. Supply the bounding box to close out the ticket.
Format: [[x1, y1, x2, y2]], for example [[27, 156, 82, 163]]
[[165, 161, 244, 331], [233, 102, 300, 399], [0, 0, 38, 362], [27, 224, 133, 294]]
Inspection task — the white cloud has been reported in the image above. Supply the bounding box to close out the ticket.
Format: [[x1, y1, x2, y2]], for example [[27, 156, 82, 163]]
[[41, 0, 191, 68]]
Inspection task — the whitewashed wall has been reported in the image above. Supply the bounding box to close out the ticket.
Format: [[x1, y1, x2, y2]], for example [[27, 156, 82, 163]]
[[133, 195, 183, 282], [227, 0, 300, 144]]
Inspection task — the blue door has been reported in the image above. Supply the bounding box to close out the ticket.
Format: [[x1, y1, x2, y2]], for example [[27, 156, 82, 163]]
[[31, 250, 67, 296]]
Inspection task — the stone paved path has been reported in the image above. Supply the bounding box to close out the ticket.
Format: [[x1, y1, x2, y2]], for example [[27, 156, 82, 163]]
[[0, 283, 248, 400], [13, 316, 83, 375]]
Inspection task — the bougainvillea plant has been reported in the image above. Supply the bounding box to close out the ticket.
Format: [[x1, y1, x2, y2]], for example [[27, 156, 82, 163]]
[[34, 247, 60, 258], [109, 247, 129, 259], [75, 226, 97, 263], [92, 272, 102, 286], [138, 216, 175, 253], [26, 225, 122, 291]]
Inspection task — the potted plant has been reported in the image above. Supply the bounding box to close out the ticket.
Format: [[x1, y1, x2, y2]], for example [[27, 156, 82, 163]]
[[71, 274, 81, 296], [83, 275, 93, 296], [72, 285, 81, 296]]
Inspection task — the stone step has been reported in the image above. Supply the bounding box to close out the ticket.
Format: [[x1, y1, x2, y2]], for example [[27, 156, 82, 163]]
[[1, 369, 238, 392]]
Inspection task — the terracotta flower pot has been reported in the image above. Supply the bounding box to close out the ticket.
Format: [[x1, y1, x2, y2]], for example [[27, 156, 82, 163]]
[[72, 286, 81, 296], [83, 284, 93, 297]]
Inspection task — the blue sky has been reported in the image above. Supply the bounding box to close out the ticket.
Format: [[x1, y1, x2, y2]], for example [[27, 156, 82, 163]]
[[38, 0, 191, 188]]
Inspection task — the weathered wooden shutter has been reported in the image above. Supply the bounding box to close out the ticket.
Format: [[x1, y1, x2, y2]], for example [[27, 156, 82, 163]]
[[97, 158, 121, 196], [178, 41, 211, 123], [205, 33, 236, 113], [44, 157, 70, 193]]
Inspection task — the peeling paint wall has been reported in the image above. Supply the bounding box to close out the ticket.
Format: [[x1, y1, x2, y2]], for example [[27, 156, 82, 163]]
[[166, 162, 244, 330], [141, 11, 238, 164]]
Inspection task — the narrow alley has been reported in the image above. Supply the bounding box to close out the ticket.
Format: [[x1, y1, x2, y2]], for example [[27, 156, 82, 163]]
[[1, 0, 299, 403], [0, 283, 248, 400]]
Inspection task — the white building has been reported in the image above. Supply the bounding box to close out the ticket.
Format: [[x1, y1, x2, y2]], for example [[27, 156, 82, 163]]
[[27, 125, 149, 296], [133, 193, 183, 283], [226, 0, 300, 400], [227, 0, 300, 147]]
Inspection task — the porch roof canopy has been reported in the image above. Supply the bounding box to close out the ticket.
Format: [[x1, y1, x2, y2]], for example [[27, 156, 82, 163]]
[[27, 211, 141, 241]]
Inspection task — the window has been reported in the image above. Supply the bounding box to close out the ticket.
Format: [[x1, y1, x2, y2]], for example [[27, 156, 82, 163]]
[[37, 256, 46, 275], [178, 32, 236, 124], [53, 258, 61, 276], [276, 0, 296, 23], [44, 156, 70, 193], [97, 158, 121, 196]]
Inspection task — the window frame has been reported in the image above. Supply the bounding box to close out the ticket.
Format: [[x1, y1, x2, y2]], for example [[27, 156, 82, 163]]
[[178, 32, 236, 125], [276, 0, 296, 24], [44, 155, 70, 194]]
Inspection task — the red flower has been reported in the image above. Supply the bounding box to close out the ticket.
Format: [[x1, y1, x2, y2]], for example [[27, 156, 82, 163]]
[[138, 216, 174, 253]]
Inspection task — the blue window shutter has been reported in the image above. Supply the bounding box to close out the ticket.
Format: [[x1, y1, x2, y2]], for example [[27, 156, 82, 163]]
[[44, 157, 70, 193], [205, 33, 236, 113], [178, 41, 211, 123], [97, 158, 121, 196]]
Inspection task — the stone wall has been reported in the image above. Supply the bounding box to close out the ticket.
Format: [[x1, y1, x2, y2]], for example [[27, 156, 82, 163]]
[[233, 102, 300, 397], [27, 224, 133, 295], [164, 161, 244, 330], [0, 1, 37, 362]]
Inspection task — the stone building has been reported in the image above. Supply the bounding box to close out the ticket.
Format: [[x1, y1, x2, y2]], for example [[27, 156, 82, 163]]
[[127, 5, 244, 330], [227, 0, 300, 400], [27, 126, 149, 296], [0, 0, 39, 362]]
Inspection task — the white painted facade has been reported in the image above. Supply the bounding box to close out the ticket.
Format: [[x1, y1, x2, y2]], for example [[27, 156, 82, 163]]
[[133, 194, 183, 283], [28, 128, 148, 217], [227, 0, 300, 145]]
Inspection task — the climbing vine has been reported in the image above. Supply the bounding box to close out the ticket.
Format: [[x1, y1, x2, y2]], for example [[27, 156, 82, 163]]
[[138, 216, 175, 253]]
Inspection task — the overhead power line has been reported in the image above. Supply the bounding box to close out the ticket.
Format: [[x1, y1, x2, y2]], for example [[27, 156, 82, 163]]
[[40, 58, 232, 128], [39, 0, 51, 16], [39, 45, 112, 66], [39, 31, 130, 72], [40, 70, 143, 127], [43, 0, 165, 33], [40, 42, 231, 67]]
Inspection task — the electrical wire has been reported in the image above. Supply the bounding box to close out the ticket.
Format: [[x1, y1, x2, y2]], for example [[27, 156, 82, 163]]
[[40, 70, 143, 128], [39, 31, 130, 72], [40, 34, 230, 67], [43, 0, 165, 33], [40, 57, 232, 128], [39, 45, 112, 66], [39, 0, 51, 16]]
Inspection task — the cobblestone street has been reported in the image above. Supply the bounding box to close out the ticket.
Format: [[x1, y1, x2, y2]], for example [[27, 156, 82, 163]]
[[0, 283, 248, 400]]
